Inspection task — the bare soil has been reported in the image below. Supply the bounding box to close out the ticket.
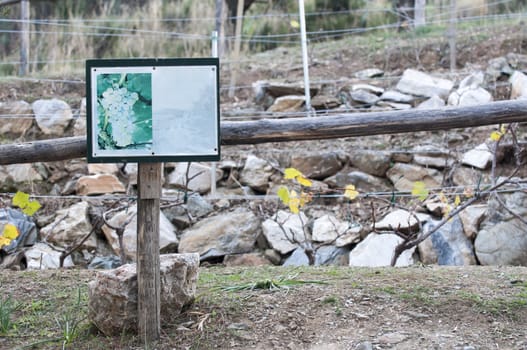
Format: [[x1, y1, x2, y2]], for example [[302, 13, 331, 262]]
[[0, 266, 526, 349]]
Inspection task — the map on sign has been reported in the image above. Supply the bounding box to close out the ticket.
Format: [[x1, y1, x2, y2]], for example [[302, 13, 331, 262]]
[[86, 58, 220, 163]]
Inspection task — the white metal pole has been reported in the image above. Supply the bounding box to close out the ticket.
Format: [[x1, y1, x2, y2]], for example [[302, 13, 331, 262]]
[[211, 31, 219, 196], [298, 0, 311, 112]]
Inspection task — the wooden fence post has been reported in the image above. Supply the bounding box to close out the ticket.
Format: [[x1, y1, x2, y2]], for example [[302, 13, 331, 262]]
[[449, 0, 457, 72], [19, 0, 29, 76], [137, 162, 162, 343], [228, 0, 244, 98]]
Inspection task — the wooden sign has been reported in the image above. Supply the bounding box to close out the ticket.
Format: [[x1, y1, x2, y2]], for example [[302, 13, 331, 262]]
[[86, 58, 220, 163]]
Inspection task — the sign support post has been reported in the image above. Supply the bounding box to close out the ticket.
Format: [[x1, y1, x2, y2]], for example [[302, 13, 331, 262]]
[[86, 58, 220, 344], [137, 162, 162, 343]]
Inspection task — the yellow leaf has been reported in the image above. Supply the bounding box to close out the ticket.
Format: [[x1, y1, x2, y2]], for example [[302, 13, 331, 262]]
[[438, 192, 448, 204], [463, 187, 474, 198], [490, 131, 503, 141], [12, 191, 30, 209], [12, 191, 41, 216], [500, 124, 507, 134], [297, 176, 312, 187], [454, 195, 461, 207], [2, 224, 19, 240], [344, 185, 359, 200], [288, 190, 300, 214], [411, 181, 428, 201], [0, 236, 11, 248], [299, 191, 313, 207], [23, 201, 41, 216], [284, 168, 302, 180], [277, 186, 290, 205], [290, 19, 300, 29]]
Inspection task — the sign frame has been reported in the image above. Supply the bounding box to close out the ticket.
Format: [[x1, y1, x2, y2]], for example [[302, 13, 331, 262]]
[[86, 58, 220, 163]]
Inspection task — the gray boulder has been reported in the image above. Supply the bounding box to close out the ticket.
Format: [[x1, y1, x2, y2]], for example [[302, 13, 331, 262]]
[[349, 150, 391, 177], [178, 209, 260, 260], [239, 155, 274, 192], [262, 210, 308, 255], [349, 233, 416, 267], [32, 98, 73, 135], [88, 253, 199, 336], [418, 217, 477, 265], [290, 152, 345, 180], [386, 163, 442, 192], [475, 192, 527, 265], [396, 69, 454, 99], [0, 100, 33, 136], [283, 245, 349, 266]]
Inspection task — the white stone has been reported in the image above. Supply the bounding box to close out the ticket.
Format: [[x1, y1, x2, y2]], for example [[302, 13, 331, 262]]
[[0, 164, 43, 183], [25, 242, 74, 269], [239, 155, 274, 192], [462, 143, 494, 170], [312, 214, 348, 243], [40, 201, 96, 251], [510, 70, 527, 99], [32, 98, 73, 135], [166, 162, 222, 194], [349, 233, 416, 267], [262, 210, 308, 255], [416, 95, 445, 109], [374, 209, 429, 232], [396, 69, 454, 99], [101, 204, 178, 262]]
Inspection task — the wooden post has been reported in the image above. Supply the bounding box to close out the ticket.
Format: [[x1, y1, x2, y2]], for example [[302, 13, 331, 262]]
[[228, 0, 244, 98], [137, 162, 162, 343], [19, 0, 29, 76], [449, 0, 457, 72]]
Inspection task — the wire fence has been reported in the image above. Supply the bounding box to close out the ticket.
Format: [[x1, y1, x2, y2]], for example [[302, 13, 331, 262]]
[[0, 1, 525, 74]]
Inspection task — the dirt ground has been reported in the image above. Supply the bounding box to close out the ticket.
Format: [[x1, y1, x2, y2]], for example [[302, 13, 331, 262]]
[[0, 266, 526, 349]]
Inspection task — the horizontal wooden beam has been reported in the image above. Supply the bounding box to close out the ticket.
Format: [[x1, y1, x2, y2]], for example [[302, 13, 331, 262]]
[[1, 100, 526, 165], [0, 0, 21, 6]]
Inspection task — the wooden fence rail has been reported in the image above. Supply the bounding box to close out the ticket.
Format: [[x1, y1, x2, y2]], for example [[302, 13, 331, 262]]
[[1, 100, 527, 165]]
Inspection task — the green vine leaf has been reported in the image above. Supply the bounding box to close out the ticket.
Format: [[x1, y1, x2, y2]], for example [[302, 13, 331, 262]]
[[12, 191, 41, 216]]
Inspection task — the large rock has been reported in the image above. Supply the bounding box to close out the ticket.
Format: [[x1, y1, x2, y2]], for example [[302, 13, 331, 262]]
[[239, 155, 274, 192], [101, 204, 178, 262], [396, 69, 454, 99], [0, 164, 44, 186], [312, 214, 351, 243], [459, 204, 487, 240], [475, 192, 527, 265], [461, 143, 494, 170], [268, 95, 305, 112], [262, 210, 308, 255], [379, 90, 416, 104], [40, 201, 96, 251], [166, 162, 222, 194], [88, 253, 199, 336], [76, 174, 126, 196], [386, 163, 442, 191], [374, 209, 429, 233], [0, 100, 33, 136], [510, 70, 527, 99], [354, 68, 384, 79], [25, 242, 74, 269], [349, 150, 391, 177], [348, 89, 379, 107], [32, 98, 73, 135], [416, 95, 445, 109], [412, 145, 454, 169], [178, 209, 260, 260], [290, 152, 345, 180], [448, 86, 492, 107], [283, 245, 349, 266], [253, 80, 318, 109], [418, 217, 477, 265], [349, 233, 416, 267], [73, 98, 86, 136], [325, 170, 391, 193]]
